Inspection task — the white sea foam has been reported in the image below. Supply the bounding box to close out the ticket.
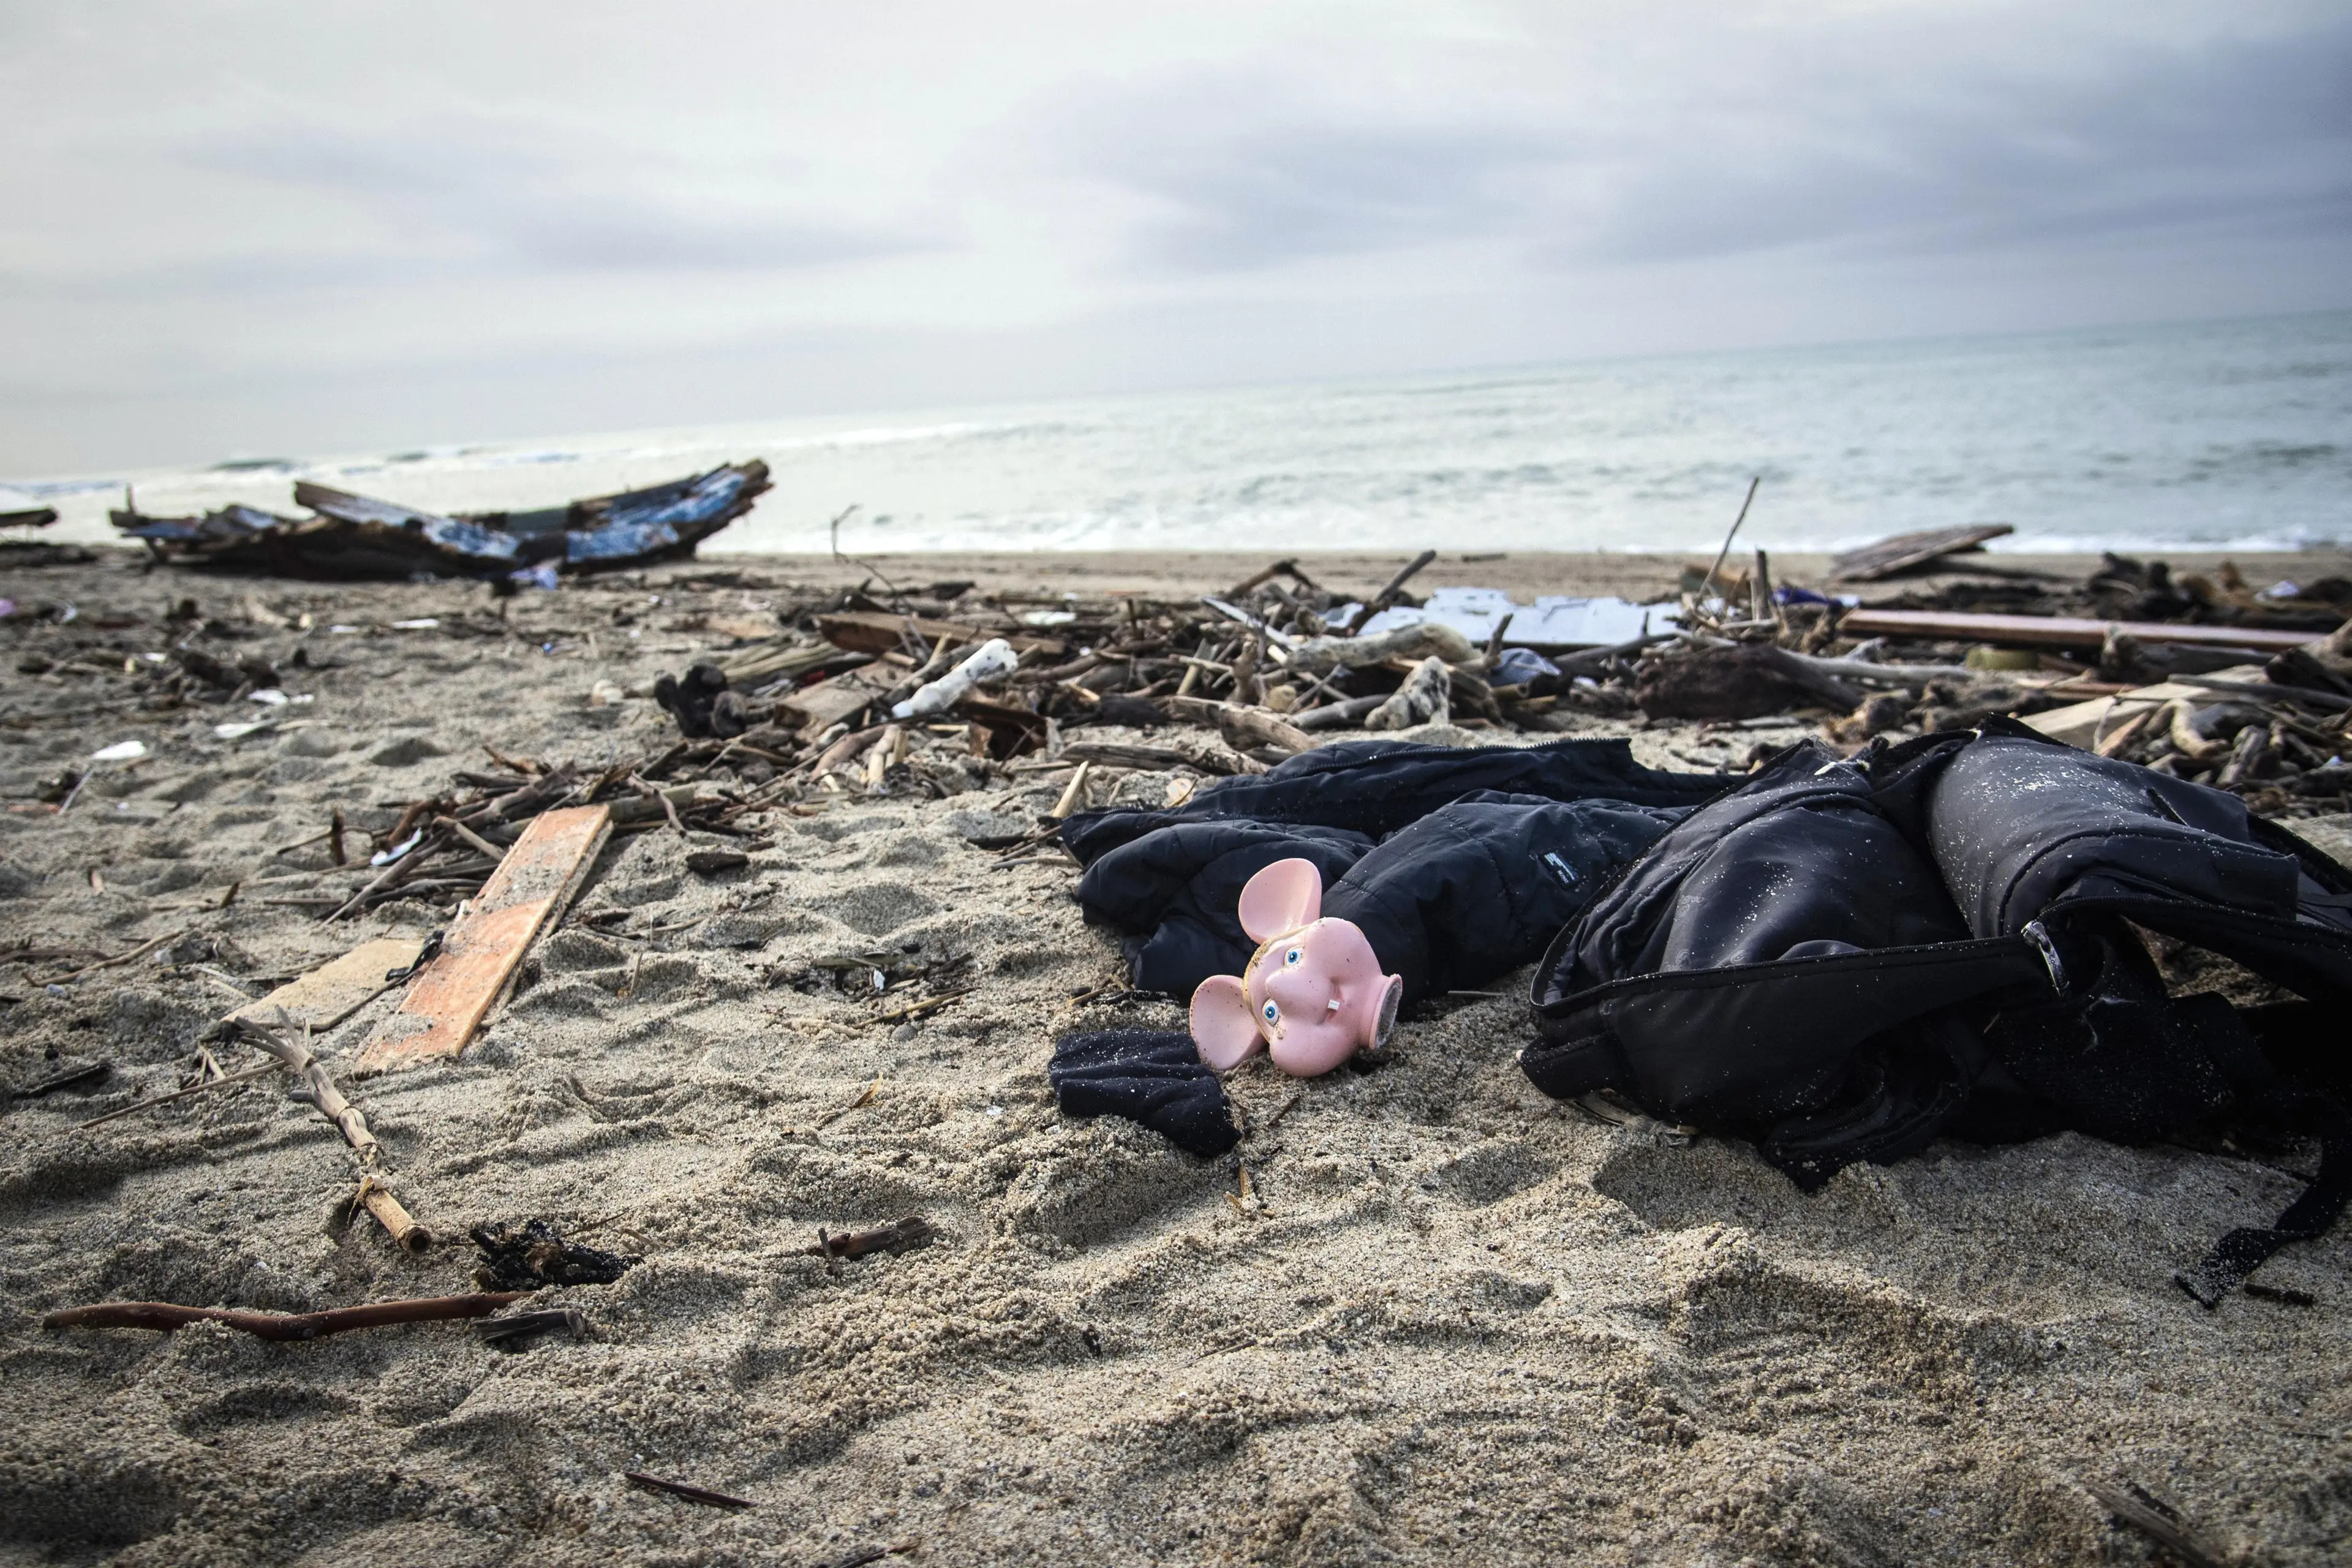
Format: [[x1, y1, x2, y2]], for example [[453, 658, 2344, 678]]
[[20, 311, 2351, 554]]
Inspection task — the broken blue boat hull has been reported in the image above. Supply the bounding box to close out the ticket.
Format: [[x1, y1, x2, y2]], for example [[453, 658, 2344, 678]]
[[111, 461, 771, 580]]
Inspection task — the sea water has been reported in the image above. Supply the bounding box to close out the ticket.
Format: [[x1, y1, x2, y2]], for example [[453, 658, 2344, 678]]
[[17, 310, 2351, 556]]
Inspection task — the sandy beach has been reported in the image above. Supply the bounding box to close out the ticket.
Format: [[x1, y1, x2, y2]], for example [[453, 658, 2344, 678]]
[[4, 546, 2350, 1568]]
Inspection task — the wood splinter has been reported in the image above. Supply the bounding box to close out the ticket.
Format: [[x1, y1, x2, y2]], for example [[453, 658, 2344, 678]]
[[623, 1471, 755, 1510], [807, 1216, 936, 1263]]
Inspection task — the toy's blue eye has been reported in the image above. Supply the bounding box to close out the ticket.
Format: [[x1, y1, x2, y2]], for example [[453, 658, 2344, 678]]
[[1284, 948, 1302, 966], [1262, 1001, 1280, 1023]]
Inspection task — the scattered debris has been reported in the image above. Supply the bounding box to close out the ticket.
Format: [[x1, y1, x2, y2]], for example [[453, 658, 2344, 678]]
[[654, 662, 745, 738]]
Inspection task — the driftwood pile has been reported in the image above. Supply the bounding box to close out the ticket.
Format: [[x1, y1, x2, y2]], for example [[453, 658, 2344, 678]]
[[331, 546, 2352, 875]]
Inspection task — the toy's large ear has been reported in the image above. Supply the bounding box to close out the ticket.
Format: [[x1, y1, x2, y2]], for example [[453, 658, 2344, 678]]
[[1189, 974, 1265, 1071], [1237, 858, 1322, 941]]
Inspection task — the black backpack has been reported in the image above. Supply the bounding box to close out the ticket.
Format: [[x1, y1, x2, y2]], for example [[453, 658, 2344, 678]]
[[1520, 720, 2352, 1306]]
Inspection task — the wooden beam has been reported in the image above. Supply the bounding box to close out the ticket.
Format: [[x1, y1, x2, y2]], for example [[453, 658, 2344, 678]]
[[1837, 608, 2321, 654], [816, 611, 1063, 658], [351, 804, 611, 1074], [1830, 524, 2013, 581]]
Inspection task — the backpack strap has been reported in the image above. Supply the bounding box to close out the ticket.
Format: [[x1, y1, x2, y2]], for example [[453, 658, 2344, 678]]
[[2175, 1113, 2352, 1308]]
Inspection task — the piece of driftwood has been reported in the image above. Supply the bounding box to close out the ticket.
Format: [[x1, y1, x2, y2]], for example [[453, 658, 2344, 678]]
[[42, 929, 186, 986], [1635, 643, 1861, 721], [1049, 761, 1093, 820], [816, 611, 1063, 658], [1215, 704, 1313, 756], [353, 804, 611, 1073], [1836, 608, 2318, 654], [774, 665, 898, 736], [1700, 477, 1762, 595], [1058, 740, 1256, 775], [1344, 550, 1438, 634], [623, 1472, 754, 1510], [239, 1018, 380, 1161], [2243, 1281, 2317, 1306], [1830, 523, 2014, 581], [814, 1545, 916, 1568], [1291, 693, 1387, 730], [2081, 1480, 2226, 1568], [43, 1292, 528, 1340], [227, 937, 424, 1031], [1365, 655, 1452, 729], [474, 1306, 589, 1347], [805, 1216, 936, 1261], [352, 1175, 431, 1252]]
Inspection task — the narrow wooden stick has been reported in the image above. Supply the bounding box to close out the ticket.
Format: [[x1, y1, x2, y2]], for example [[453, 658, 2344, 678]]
[[77, 1061, 279, 1129], [1049, 761, 1093, 820], [1702, 477, 1762, 598], [436, 815, 508, 863], [43, 1292, 527, 1341], [43, 929, 186, 985], [623, 1472, 754, 1510]]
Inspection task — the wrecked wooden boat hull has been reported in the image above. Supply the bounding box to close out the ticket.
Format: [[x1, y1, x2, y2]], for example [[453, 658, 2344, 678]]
[[111, 461, 771, 579]]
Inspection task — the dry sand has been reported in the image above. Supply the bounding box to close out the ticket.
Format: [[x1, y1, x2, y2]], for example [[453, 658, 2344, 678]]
[[2, 549, 2349, 1568]]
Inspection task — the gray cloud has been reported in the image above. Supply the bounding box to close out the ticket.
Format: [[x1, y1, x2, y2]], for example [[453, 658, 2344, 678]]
[[1071, 12, 2352, 276], [1581, 20, 2352, 266], [1085, 99, 1560, 270], [197, 126, 933, 277]]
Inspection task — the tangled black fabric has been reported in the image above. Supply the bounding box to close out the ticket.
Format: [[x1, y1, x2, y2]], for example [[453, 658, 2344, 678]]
[[1049, 1029, 1238, 1156], [1062, 740, 1726, 1003], [1060, 737, 1728, 861]]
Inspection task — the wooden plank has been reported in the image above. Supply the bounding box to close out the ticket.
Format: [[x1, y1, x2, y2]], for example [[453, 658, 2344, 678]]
[[2022, 665, 2269, 748], [228, 937, 423, 1031], [1838, 608, 2321, 654], [816, 611, 1064, 658], [1830, 524, 2013, 581], [350, 805, 611, 1074], [774, 666, 899, 736]]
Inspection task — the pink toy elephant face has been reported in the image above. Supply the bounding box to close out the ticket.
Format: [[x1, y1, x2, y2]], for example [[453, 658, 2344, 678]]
[[1188, 858, 1404, 1077]]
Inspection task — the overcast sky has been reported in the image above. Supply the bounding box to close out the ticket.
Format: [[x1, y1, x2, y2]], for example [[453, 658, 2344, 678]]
[[2, 0, 2347, 473]]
